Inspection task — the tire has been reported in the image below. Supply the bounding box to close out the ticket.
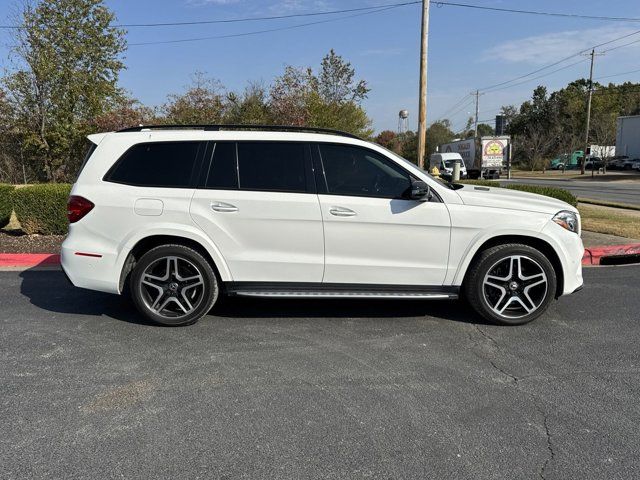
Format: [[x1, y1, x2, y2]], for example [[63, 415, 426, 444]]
[[129, 244, 218, 326], [464, 244, 557, 326]]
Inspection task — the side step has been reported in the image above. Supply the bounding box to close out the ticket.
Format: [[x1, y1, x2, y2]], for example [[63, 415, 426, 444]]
[[225, 282, 459, 300]]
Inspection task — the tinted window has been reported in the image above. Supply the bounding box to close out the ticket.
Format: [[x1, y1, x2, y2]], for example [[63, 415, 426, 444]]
[[106, 142, 202, 187], [206, 142, 238, 189], [237, 142, 307, 193], [319, 144, 411, 198]]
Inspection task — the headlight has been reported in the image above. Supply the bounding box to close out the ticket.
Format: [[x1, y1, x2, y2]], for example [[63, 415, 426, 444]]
[[553, 210, 579, 234]]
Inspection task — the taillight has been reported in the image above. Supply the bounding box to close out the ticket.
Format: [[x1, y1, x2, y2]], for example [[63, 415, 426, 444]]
[[67, 195, 94, 223]]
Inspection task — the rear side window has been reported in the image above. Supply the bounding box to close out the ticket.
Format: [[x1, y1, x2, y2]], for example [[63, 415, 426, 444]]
[[105, 141, 202, 188], [237, 142, 307, 193], [319, 144, 411, 198], [205, 142, 238, 189]]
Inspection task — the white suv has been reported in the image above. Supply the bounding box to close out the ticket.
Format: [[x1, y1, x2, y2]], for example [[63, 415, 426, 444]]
[[62, 125, 584, 326]]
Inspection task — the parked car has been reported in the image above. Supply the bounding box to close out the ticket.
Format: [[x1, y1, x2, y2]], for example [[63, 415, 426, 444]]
[[62, 125, 584, 327], [584, 157, 604, 170], [608, 156, 629, 170], [430, 152, 468, 179]]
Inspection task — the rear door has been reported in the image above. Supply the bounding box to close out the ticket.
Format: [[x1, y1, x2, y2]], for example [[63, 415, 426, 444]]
[[190, 141, 324, 282], [314, 143, 451, 286]]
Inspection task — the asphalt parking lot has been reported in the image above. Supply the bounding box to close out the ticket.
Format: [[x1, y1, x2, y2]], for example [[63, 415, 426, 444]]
[[1, 265, 639, 479]]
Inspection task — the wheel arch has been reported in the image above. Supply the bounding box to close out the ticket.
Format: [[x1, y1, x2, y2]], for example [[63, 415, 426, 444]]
[[458, 234, 564, 298], [118, 232, 231, 294]]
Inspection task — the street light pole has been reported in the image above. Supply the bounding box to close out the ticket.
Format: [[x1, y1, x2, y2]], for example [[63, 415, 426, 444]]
[[417, 0, 430, 169]]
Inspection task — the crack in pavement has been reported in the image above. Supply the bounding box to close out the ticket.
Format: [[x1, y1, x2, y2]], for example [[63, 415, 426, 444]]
[[469, 323, 556, 478], [537, 404, 556, 480]]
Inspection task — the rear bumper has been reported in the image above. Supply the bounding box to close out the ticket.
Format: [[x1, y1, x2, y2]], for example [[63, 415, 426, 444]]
[[61, 235, 121, 295]]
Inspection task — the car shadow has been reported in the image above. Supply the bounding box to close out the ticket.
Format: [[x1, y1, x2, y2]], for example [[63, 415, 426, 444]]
[[19, 266, 486, 326]]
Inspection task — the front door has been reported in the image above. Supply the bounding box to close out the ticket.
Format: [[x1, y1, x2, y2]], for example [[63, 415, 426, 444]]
[[315, 143, 451, 286]]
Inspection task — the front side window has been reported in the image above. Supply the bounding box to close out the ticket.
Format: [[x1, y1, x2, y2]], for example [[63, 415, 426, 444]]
[[319, 144, 411, 198], [105, 141, 202, 188], [237, 142, 307, 193]]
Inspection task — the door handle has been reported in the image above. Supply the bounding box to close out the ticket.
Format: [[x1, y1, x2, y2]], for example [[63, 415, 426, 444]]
[[329, 207, 357, 217], [210, 201, 238, 213]]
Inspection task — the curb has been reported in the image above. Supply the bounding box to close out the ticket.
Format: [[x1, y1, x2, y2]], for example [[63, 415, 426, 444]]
[[0, 253, 60, 268], [582, 244, 640, 265], [2, 247, 639, 268]]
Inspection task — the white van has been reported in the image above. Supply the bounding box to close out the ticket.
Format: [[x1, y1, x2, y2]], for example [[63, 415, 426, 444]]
[[430, 152, 468, 179]]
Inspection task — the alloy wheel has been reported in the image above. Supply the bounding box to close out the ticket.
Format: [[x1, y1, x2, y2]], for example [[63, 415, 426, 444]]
[[139, 256, 205, 319], [482, 255, 548, 319]]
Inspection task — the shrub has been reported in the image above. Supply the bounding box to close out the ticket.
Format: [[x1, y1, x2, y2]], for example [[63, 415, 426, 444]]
[[504, 184, 578, 207], [457, 179, 578, 206], [0, 184, 15, 228], [457, 179, 500, 188], [11, 184, 72, 235]]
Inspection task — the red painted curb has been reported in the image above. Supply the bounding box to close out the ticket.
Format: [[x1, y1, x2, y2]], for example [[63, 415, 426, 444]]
[[582, 243, 640, 265], [0, 254, 60, 267]]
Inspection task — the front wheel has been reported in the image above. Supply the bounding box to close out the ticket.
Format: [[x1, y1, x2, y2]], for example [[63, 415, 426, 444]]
[[464, 244, 557, 325], [130, 245, 219, 326]]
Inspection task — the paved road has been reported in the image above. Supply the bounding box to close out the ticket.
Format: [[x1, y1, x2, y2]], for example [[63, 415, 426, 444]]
[[2, 266, 639, 479], [501, 178, 640, 206]]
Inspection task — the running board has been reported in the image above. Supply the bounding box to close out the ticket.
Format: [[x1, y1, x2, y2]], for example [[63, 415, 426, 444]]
[[225, 282, 458, 300]]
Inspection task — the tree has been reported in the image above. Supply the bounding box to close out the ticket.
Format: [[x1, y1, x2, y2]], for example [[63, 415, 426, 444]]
[[425, 120, 455, 155], [3, 0, 126, 181], [269, 50, 373, 137], [225, 82, 272, 125], [163, 72, 226, 124], [476, 123, 494, 137]]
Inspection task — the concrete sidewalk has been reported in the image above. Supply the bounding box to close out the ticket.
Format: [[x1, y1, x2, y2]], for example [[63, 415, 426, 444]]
[[581, 230, 640, 248]]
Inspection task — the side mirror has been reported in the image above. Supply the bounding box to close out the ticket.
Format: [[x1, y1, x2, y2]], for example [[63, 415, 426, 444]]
[[409, 180, 431, 201]]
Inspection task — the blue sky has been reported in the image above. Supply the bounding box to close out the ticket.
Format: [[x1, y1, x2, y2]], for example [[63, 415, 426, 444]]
[[2, 0, 640, 132]]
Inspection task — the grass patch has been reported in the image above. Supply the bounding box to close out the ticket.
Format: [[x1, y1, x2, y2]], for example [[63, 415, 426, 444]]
[[578, 198, 640, 212], [578, 204, 640, 240]]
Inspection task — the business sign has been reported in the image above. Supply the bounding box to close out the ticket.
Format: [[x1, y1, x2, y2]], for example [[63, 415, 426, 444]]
[[439, 139, 476, 169], [481, 136, 510, 168]]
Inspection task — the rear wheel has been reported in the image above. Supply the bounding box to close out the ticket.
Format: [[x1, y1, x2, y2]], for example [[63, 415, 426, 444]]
[[130, 245, 218, 326], [464, 244, 557, 325]]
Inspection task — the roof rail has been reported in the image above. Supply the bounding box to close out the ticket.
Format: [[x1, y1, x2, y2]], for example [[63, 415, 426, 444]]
[[116, 124, 361, 139]]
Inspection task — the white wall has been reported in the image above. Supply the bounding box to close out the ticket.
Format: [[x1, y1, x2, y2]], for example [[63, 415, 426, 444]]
[[616, 116, 640, 159]]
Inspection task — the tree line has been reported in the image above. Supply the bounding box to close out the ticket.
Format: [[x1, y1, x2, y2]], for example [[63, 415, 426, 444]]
[[3, 0, 640, 183], [0, 0, 372, 183]]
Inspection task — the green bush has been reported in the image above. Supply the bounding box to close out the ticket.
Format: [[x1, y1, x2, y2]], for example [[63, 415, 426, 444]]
[[0, 184, 15, 228], [457, 179, 501, 188], [504, 184, 578, 207], [457, 179, 578, 206], [12, 184, 72, 235]]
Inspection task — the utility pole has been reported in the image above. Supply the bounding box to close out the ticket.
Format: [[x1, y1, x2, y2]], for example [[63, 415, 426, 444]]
[[417, 0, 430, 169], [582, 49, 596, 175], [473, 90, 480, 138]]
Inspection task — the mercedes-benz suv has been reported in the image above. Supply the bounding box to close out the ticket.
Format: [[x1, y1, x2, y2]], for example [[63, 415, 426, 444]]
[[62, 125, 584, 326]]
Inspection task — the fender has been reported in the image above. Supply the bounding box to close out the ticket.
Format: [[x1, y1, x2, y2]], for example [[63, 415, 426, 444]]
[[115, 223, 233, 286], [448, 224, 567, 286]]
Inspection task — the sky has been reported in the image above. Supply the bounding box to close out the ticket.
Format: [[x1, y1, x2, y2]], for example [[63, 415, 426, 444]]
[[2, 0, 640, 133]]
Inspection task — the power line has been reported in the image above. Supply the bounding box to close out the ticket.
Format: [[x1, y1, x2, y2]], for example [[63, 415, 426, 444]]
[[482, 58, 588, 93], [596, 68, 640, 81], [0, 1, 420, 29], [129, 6, 400, 46], [432, 2, 640, 23], [3, 1, 640, 30], [478, 28, 640, 92], [435, 94, 471, 120]]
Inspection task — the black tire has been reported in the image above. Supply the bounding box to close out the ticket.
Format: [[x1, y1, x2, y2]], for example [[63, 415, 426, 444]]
[[130, 244, 218, 326], [464, 244, 557, 326]]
